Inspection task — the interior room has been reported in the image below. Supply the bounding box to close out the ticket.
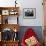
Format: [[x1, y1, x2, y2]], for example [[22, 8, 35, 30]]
[[0, 0, 46, 46]]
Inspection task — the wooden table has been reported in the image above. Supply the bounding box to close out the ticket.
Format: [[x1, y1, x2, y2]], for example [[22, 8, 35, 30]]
[[0, 40, 19, 46]]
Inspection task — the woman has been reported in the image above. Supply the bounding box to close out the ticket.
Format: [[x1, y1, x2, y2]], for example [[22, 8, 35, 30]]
[[21, 28, 41, 46]]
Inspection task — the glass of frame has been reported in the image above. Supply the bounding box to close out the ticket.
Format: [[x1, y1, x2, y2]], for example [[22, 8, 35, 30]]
[[23, 8, 36, 19], [2, 10, 9, 15], [2, 15, 18, 24]]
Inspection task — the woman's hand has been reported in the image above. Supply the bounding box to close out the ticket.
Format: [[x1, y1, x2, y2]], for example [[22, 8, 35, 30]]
[[25, 36, 38, 46]]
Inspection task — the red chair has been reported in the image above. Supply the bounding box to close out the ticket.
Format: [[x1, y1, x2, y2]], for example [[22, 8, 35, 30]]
[[21, 28, 41, 46]]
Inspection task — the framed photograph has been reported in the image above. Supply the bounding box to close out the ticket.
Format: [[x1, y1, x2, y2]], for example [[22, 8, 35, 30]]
[[9, 10, 18, 15], [2, 10, 9, 15], [8, 16, 18, 24], [23, 8, 36, 19], [2, 16, 18, 24]]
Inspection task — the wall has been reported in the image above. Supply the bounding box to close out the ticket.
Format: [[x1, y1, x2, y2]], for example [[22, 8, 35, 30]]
[[0, 0, 15, 7], [0, 0, 44, 26], [17, 0, 44, 26]]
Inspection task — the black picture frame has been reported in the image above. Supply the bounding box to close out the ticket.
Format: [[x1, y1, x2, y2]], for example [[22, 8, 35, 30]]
[[23, 8, 36, 19]]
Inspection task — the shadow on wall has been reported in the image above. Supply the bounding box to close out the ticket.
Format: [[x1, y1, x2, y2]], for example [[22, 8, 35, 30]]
[[18, 26, 44, 44]]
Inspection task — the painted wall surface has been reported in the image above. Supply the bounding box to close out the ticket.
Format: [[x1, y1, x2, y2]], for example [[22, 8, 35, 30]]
[[17, 0, 44, 26], [0, 0, 44, 26], [0, 0, 15, 7]]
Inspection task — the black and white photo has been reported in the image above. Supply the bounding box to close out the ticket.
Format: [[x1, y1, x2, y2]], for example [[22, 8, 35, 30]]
[[23, 8, 36, 19]]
